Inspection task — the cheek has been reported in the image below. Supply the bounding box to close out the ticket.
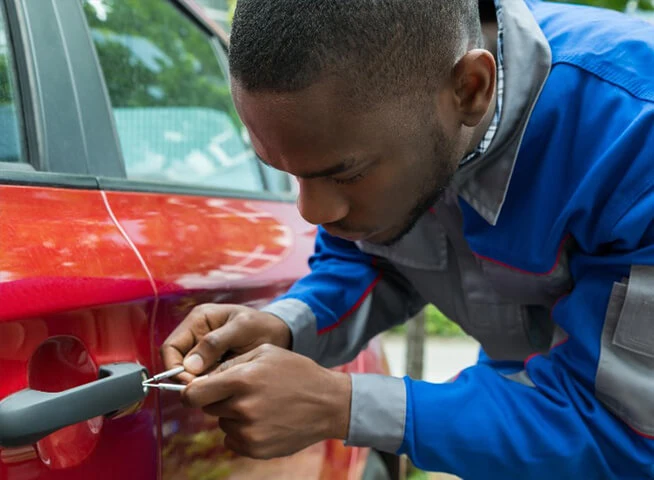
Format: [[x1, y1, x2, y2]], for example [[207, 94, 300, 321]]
[[346, 168, 414, 222]]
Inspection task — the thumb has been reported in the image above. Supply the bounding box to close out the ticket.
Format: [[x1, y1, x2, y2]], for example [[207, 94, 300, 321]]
[[183, 319, 242, 374]]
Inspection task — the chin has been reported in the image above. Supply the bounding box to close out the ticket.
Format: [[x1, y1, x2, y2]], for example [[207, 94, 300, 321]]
[[363, 227, 405, 246], [321, 226, 366, 242], [370, 214, 425, 246]]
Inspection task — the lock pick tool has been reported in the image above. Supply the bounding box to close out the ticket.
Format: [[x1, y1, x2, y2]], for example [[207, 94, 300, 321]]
[[142, 366, 186, 392]]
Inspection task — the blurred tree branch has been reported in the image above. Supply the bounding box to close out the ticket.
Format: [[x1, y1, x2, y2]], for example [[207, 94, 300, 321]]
[[406, 309, 425, 380]]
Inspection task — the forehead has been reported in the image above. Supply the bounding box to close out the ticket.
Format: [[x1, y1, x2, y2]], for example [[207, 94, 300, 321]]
[[231, 77, 428, 171], [232, 76, 354, 141]]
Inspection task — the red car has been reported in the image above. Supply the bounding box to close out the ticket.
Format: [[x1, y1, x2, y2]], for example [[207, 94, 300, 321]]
[[0, 0, 399, 478]]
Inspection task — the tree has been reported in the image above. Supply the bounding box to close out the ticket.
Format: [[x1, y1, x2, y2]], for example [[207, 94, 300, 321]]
[[550, 0, 653, 11], [83, 0, 238, 124]]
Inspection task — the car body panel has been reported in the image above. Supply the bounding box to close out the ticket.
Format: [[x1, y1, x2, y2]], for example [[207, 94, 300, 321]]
[[102, 188, 382, 479], [0, 185, 154, 321], [0, 0, 395, 477], [0, 184, 158, 478]]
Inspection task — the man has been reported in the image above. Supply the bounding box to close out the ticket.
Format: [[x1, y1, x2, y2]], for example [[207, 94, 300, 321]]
[[162, 0, 654, 477]]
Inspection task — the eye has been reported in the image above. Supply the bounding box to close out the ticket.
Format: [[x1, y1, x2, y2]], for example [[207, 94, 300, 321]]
[[332, 173, 365, 185]]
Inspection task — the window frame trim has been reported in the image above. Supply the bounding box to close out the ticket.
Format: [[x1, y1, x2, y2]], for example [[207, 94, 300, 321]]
[[1, 0, 114, 177], [97, 175, 296, 203], [2, 0, 42, 170]]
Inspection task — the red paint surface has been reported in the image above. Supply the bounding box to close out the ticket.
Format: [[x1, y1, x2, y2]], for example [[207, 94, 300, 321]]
[[0, 304, 157, 480], [0, 186, 154, 322], [1, 185, 390, 480], [104, 191, 313, 294], [0, 185, 157, 479]]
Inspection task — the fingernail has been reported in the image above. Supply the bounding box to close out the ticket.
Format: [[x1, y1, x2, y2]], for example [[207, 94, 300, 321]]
[[184, 354, 203, 372]]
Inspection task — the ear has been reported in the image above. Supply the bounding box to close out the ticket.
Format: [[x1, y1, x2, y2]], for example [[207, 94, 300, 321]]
[[450, 49, 496, 127]]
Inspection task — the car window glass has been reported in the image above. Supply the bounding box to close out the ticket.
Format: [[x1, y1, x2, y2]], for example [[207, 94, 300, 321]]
[[194, 0, 233, 34], [0, 5, 24, 164], [83, 0, 264, 192]]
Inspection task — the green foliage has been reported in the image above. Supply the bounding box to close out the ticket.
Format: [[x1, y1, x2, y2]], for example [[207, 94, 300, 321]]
[[549, 0, 654, 11], [391, 305, 465, 337], [227, 0, 237, 24], [0, 55, 9, 105], [550, 0, 628, 10], [82, 0, 239, 125], [424, 305, 465, 336], [407, 470, 430, 480]]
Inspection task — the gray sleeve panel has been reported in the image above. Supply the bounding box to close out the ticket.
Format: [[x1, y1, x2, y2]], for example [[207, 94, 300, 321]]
[[612, 265, 654, 357], [596, 265, 654, 435], [262, 267, 426, 367], [260, 298, 317, 358], [345, 373, 406, 453]]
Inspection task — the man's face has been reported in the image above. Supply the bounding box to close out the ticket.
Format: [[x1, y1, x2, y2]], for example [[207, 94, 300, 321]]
[[232, 76, 469, 246]]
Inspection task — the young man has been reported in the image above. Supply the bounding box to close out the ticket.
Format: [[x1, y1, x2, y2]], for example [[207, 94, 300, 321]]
[[162, 0, 654, 477]]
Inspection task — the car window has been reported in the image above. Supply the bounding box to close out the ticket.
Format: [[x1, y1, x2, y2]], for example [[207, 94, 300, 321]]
[[83, 0, 264, 192], [0, 5, 24, 164], [194, 0, 233, 34]]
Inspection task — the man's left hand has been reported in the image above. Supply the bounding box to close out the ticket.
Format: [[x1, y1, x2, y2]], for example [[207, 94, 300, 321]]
[[181, 344, 352, 459]]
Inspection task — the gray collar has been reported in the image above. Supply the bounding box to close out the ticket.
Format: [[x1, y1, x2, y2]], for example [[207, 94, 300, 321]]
[[451, 0, 552, 226]]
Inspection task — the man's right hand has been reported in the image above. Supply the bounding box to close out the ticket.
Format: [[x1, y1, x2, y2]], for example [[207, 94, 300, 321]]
[[161, 304, 291, 384]]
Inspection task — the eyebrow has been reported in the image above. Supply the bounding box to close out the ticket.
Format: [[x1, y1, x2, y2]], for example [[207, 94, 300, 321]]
[[257, 156, 356, 179]]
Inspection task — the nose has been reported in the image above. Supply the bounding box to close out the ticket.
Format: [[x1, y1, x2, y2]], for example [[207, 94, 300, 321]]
[[296, 179, 348, 226]]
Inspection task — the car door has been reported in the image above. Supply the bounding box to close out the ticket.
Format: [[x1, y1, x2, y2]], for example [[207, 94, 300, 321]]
[[79, 1, 397, 479], [77, 1, 339, 478], [0, 1, 159, 478]]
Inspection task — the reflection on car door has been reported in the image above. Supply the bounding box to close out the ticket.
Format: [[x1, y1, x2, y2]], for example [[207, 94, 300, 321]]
[[103, 189, 323, 478], [81, 0, 393, 478], [0, 185, 159, 480], [80, 0, 334, 477], [0, 2, 160, 477]]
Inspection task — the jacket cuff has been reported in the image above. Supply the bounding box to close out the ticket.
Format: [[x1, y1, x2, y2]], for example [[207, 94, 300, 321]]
[[260, 298, 317, 358], [346, 374, 406, 453]]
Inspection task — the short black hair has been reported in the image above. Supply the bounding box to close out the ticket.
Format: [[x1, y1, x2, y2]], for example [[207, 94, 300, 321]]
[[229, 0, 482, 102]]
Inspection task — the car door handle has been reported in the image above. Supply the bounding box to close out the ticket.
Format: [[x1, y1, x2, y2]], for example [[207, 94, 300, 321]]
[[0, 362, 149, 448]]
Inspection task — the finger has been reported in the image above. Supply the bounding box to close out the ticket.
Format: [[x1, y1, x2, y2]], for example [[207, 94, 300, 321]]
[[215, 345, 267, 373], [161, 305, 220, 376], [182, 361, 250, 408], [172, 369, 196, 386], [160, 330, 194, 380], [223, 434, 244, 456], [162, 304, 232, 375], [203, 401, 237, 419], [219, 417, 242, 437], [219, 419, 255, 456], [219, 418, 246, 455], [219, 420, 268, 460], [202, 397, 246, 419], [184, 319, 248, 375]]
